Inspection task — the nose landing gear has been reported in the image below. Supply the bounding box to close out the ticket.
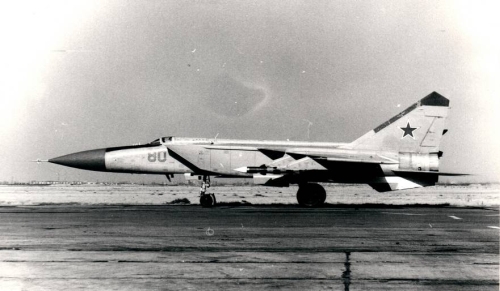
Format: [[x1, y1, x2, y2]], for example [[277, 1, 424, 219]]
[[199, 175, 216, 207]]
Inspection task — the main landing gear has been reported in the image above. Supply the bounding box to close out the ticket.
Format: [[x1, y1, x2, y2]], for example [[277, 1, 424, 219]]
[[199, 175, 216, 208], [198, 177, 325, 208], [296, 183, 326, 207]]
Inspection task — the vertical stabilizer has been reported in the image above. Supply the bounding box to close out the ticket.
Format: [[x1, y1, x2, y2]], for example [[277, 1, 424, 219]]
[[349, 92, 450, 153]]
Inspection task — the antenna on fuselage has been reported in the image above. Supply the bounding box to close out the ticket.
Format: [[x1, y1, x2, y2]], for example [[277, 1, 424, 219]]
[[212, 133, 219, 144]]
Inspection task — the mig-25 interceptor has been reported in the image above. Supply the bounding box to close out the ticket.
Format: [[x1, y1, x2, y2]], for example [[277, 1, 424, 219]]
[[48, 92, 460, 207]]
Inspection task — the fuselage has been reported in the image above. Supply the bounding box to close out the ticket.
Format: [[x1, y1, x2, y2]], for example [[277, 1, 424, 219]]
[[49, 136, 439, 187], [51, 136, 347, 176]]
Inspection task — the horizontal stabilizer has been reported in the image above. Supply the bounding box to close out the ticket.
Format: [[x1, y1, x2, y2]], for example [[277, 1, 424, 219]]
[[370, 176, 426, 192]]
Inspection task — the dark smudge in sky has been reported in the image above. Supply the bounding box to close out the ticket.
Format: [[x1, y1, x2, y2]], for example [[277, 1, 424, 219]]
[[206, 75, 266, 117]]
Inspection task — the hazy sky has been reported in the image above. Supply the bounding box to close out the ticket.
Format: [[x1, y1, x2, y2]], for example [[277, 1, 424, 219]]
[[1, 0, 498, 183]]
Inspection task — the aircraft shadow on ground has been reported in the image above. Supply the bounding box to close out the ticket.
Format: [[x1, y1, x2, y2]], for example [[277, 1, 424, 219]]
[[170, 202, 460, 209]]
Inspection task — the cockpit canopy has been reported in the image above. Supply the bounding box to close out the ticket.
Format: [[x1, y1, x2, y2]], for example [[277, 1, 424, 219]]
[[149, 136, 174, 145]]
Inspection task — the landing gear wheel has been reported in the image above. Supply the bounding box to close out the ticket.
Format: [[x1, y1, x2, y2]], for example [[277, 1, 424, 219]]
[[200, 194, 216, 208], [296, 183, 326, 207], [199, 176, 216, 207]]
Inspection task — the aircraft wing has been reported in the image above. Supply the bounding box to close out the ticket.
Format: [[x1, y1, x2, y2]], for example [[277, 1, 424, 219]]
[[228, 147, 399, 186], [250, 148, 467, 190], [258, 148, 399, 165]]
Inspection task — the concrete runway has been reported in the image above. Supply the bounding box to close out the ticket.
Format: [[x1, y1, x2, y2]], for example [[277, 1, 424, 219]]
[[0, 205, 498, 290]]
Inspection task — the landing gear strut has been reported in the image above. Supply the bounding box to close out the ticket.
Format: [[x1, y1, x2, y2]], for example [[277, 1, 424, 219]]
[[296, 183, 326, 207], [199, 175, 216, 207]]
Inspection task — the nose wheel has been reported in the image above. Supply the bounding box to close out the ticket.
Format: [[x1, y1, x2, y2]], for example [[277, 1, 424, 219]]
[[199, 175, 217, 207], [200, 193, 216, 207]]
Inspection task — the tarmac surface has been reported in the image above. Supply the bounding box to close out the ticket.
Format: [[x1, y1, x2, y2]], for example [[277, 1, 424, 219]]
[[0, 204, 498, 290]]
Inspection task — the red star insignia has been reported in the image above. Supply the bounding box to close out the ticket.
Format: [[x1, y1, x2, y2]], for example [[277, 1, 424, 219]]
[[400, 121, 418, 138]]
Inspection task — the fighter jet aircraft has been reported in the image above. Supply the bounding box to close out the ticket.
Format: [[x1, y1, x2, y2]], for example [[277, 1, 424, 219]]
[[48, 92, 460, 207]]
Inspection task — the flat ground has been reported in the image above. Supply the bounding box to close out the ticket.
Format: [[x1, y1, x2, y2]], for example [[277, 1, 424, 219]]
[[0, 184, 499, 206], [0, 203, 498, 290]]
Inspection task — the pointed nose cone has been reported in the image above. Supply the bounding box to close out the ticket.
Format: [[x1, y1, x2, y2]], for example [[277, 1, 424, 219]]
[[49, 149, 106, 171]]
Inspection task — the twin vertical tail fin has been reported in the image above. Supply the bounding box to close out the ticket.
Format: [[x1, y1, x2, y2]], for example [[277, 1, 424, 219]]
[[348, 92, 451, 191]]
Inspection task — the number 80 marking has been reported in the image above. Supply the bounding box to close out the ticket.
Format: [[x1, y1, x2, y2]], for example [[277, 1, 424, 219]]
[[148, 151, 167, 162]]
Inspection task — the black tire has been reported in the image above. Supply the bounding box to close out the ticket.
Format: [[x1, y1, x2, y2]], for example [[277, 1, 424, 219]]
[[296, 183, 326, 207], [200, 194, 216, 208]]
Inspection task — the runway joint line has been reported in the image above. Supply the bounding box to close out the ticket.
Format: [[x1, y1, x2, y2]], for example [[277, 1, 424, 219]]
[[341, 252, 351, 291]]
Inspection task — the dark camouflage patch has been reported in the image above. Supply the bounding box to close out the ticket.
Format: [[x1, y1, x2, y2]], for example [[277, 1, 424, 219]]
[[420, 92, 449, 106], [374, 102, 418, 133]]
